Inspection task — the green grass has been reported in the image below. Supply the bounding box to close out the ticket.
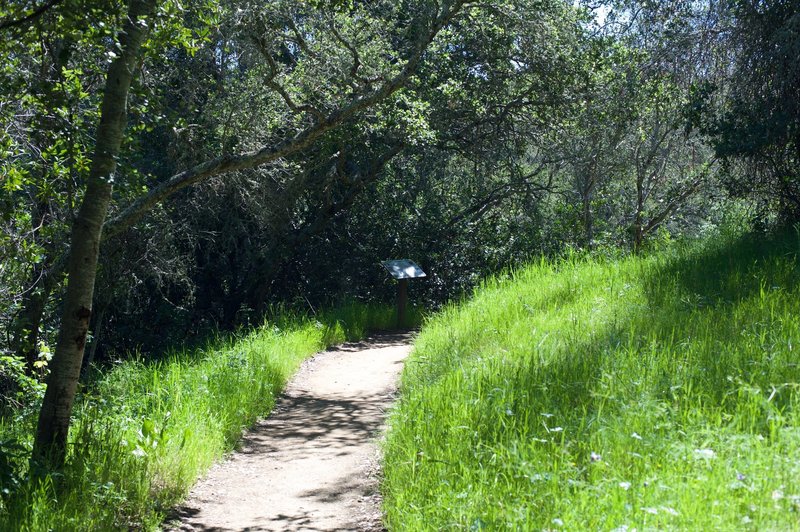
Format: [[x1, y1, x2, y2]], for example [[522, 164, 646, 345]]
[[383, 228, 800, 530], [0, 301, 417, 530]]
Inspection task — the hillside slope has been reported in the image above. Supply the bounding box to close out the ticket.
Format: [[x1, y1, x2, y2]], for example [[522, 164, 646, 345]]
[[383, 230, 800, 530]]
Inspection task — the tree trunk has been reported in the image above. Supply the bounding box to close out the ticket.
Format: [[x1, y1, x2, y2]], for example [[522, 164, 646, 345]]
[[632, 218, 644, 253], [582, 194, 594, 249], [32, 0, 155, 470], [578, 164, 596, 250], [632, 171, 645, 253], [81, 298, 109, 380]]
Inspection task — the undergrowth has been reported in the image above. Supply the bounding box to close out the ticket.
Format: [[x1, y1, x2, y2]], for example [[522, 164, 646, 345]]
[[383, 228, 800, 530], [0, 301, 417, 530]]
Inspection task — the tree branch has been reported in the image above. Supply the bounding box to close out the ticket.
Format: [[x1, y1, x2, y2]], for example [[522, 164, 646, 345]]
[[0, 0, 63, 31], [328, 20, 363, 84], [254, 34, 326, 120], [103, 0, 468, 240]]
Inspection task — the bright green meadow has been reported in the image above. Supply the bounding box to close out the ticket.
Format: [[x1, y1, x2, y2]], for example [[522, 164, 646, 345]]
[[0, 302, 416, 530], [383, 229, 800, 530]]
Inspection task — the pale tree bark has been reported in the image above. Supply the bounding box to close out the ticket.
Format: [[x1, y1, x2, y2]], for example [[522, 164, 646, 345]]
[[32, 0, 156, 469], [629, 111, 706, 253]]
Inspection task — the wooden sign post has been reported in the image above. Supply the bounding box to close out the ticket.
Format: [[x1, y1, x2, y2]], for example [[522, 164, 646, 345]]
[[397, 278, 409, 328], [381, 259, 426, 328]]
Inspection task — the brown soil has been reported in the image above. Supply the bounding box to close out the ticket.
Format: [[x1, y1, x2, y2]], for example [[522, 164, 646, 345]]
[[168, 332, 412, 532]]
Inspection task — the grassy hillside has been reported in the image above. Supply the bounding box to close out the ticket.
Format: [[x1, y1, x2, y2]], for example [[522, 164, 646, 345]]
[[383, 229, 800, 530], [0, 302, 416, 530]]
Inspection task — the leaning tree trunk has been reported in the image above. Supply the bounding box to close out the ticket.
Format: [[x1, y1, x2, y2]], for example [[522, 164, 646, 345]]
[[32, 0, 155, 470]]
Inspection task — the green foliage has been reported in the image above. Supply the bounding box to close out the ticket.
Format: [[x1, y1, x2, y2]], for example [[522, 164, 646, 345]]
[[0, 0, 219, 366], [0, 354, 46, 409], [0, 437, 27, 500], [712, 1, 800, 219], [383, 227, 800, 529], [0, 301, 405, 530]]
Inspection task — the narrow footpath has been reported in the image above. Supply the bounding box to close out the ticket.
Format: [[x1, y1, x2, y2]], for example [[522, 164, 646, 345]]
[[171, 333, 412, 532]]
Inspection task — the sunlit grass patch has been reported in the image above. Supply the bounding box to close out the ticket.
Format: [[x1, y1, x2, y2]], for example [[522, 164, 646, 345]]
[[383, 229, 800, 530], [0, 301, 410, 530]]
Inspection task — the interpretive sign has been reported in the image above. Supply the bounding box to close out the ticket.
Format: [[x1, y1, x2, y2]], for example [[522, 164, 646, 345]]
[[381, 259, 426, 328], [381, 259, 427, 280]]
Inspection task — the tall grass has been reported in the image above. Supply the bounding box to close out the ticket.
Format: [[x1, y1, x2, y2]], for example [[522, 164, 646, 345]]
[[383, 228, 800, 530], [0, 301, 414, 530]]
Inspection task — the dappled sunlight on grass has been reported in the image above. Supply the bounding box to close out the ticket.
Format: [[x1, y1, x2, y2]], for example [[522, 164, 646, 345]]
[[383, 229, 800, 530]]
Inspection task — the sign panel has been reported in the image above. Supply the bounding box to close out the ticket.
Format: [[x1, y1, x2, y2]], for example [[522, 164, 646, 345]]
[[381, 259, 427, 280]]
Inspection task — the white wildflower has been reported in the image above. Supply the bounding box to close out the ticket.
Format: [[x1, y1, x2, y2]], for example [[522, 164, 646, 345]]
[[693, 448, 716, 459]]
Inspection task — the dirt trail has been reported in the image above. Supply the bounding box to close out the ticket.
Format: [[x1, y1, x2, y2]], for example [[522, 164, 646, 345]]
[[170, 333, 412, 532]]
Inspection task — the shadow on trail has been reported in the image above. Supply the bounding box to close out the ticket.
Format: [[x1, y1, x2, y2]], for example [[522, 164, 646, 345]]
[[171, 506, 330, 532], [169, 331, 408, 531], [241, 392, 392, 457], [326, 331, 415, 353]]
